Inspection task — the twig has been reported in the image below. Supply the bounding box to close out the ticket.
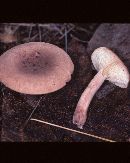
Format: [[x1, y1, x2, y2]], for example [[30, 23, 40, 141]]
[[38, 24, 42, 42], [30, 118, 116, 142], [2, 137, 14, 142], [70, 34, 88, 43], [59, 26, 74, 40], [21, 96, 43, 130], [75, 26, 90, 33], [28, 25, 33, 42], [48, 24, 64, 35], [65, 26, 68, 53], [30, 34, 39, 41], [4, 23, 36, 27]]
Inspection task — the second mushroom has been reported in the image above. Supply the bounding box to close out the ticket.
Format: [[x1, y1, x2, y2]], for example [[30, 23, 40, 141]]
[[73, 47, 130, 129]]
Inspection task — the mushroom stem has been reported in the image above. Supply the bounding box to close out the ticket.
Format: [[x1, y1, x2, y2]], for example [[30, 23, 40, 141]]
[[73, 69, 107, 129]]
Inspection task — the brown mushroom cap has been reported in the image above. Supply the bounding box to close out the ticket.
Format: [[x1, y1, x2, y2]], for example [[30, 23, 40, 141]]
[[91, 47, 129, 88], [0, 42, 74, 94]]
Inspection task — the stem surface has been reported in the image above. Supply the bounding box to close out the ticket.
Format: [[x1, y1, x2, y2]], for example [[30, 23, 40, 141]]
[[73, 69, 106, 129]]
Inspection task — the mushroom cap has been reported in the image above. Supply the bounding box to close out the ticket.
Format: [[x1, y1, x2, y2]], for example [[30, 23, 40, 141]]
[[91, 47, 129, 88], [0, 42, 74, 94]]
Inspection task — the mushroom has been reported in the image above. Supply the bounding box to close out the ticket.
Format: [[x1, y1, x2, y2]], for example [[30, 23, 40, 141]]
[[73, 47, 130, 129], [0, 42, 74, 94]]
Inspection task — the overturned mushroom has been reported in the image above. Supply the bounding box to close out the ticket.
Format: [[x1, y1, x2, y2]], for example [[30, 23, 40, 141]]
[[73, 47, 130, 129], [0, 42, 74, 94]]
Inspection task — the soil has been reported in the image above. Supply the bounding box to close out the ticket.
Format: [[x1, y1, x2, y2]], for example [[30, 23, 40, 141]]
[[0, 23, 130, 142]]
